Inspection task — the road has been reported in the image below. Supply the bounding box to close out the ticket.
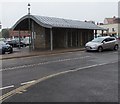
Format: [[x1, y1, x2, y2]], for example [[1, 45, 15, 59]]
[[0, 50, 119, 102]]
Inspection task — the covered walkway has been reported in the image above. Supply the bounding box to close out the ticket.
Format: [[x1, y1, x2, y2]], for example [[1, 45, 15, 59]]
[[12, 15, 106, 51]]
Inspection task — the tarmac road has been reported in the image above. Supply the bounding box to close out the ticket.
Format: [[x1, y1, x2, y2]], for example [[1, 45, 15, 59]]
[[1, 50, 119, 102], [4, 61, 118, 102]]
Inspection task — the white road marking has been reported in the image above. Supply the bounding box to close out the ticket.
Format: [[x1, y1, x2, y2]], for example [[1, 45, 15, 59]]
[[0, 85, 14, 90], [3, 60, 117, 91], [33, 61, 118, 87], [21, 80, 36, 85], [0, 60, 117, 101], [1, 56, 90, 71]]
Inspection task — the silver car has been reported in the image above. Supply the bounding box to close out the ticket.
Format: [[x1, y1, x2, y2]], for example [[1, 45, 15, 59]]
[[85, 36, 119, 52]]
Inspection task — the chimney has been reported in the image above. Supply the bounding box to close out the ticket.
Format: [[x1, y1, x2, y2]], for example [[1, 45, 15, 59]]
[[113, 16, 116, 18]]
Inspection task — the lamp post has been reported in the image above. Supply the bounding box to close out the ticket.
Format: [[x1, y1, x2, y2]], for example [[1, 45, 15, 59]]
[[28, 3, 30, 15], [28, 3, 31, 51]]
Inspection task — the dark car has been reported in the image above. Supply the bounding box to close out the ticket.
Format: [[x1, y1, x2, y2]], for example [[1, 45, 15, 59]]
[[0, 41, 13, 54], [6, 39, 26, 47]]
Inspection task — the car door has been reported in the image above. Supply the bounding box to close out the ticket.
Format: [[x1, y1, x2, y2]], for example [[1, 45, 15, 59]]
[[102, 38, 111, 49], [109, 38, 116, 49], [103, 38, 115, 49]]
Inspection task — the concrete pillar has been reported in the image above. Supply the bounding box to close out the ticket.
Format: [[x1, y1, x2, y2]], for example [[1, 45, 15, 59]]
[[71, 30, 72, 47], [78, 33, 80, 47], [28, 14, 31, 51], [31, 20, 35, 50], [101, 30, 104, 36], [107, 29, 109, 36], [94, 30, 97, 38], [50, 28, 53, 51], [75, 32, 78, 47], [80, 32, 82, 46], [65, 30, 68, 48]]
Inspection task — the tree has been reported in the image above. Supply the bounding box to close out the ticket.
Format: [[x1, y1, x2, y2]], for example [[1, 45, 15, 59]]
[[2, 28, 10, 38]]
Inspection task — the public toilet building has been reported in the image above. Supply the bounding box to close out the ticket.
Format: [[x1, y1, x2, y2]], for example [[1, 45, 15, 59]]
[[12, 15, 105, 50]]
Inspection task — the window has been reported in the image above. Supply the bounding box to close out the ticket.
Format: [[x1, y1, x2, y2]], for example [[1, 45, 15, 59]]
[[109, 38, 115, 41], [112, 28, 115, 32], [104, 38, 109, 42], [104, 38, 115, 42]]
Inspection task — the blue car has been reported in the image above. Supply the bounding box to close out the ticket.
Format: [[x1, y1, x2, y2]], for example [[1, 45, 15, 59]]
[[0, 41, 13, 54]]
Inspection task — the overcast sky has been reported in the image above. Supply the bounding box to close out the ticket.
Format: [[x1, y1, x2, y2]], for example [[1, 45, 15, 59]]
[[0, 0, 119, 29]]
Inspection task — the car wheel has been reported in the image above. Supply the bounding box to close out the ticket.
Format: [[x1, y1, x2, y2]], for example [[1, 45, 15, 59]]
[[98, 46, 103, 52], [2, 50, 5, 54], [10, 48, 13, 53], [23, 44, 26, 47], [114, 45, 119, 51], [86, 50, 89, 52]]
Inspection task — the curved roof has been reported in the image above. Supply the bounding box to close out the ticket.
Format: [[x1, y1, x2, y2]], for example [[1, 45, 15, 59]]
[[12, 15, 105, 30]]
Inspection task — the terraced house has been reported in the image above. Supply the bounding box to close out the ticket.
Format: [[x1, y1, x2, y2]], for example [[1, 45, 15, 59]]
[[12, 15, 105, 51]]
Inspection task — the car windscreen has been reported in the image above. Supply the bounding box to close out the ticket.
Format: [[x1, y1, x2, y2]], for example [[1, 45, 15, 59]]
[[92, 37, 104, 43], [0, 41, 6, 45], [0, 41, 6, 48]]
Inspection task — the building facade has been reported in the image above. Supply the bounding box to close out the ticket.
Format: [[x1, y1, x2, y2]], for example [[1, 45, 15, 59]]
[[9, 30, 29, 39], [12, 15, 105, 50], [97, 17, 120, 38]]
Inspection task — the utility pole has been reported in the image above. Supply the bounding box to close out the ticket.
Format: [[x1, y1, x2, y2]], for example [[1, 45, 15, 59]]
[[28, 3, 31, 51]]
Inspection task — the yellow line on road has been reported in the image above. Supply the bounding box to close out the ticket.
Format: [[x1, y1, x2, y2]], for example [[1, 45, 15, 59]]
[[0, 69, 75, 102]]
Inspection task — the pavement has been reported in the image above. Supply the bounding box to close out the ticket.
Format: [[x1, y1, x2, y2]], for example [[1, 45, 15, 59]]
[[0, 46, 85, 60], [1, 39, 119, 60]]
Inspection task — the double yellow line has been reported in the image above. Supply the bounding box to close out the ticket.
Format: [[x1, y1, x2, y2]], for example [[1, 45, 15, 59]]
[[0, 69, 75, 102], [0, 82, 36, 102], [0, 61, 115, 102]]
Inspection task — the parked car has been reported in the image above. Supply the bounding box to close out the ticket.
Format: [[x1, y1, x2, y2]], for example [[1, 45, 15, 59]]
[[6, 38, 26, 47], [0, 38, 6, 42], [0, 41, 13, 54], [21, 37, 31, 46], [85, 36, 119, 52]]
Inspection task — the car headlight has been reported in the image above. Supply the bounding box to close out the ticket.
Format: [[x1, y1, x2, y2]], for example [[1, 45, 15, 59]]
[[91, 45, 97, 48]]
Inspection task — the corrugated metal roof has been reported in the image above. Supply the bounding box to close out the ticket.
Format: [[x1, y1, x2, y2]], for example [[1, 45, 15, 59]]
[[34, 15, 104, 30], [13, 15, 106, 30]]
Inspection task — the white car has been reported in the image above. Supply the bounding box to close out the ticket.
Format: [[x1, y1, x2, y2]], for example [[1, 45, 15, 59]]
[[85, 36, 119, 52], [22, 37, 31, 46]]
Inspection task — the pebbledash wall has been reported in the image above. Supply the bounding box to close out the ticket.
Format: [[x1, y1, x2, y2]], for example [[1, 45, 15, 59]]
[[34, 22, 46, 49], [12, 15, 104, 50]]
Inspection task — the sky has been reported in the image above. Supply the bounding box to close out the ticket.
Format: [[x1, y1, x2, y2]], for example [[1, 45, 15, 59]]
[[0, 0, 119, 29]]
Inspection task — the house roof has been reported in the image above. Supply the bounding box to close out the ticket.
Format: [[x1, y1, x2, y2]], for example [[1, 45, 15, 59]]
[[104, 17, 120, 24], [13, 15, 106, 30], [104, 18, 114, 24]]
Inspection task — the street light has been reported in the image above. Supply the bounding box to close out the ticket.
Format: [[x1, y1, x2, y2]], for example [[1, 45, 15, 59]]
[[28, 3, 31, 51], [28, 3, 30, 15]]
